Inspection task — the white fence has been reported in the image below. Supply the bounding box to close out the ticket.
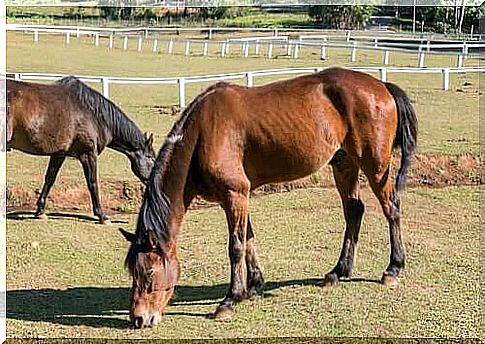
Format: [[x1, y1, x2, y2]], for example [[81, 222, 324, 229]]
[[6, 66, 484, 108], [7, 24, 483, 68], [7, 23, 484, 41]]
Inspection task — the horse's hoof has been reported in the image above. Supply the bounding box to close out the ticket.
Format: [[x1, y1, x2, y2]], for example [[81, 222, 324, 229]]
[[323, 273, 339, 287], [381, 273, 400, 288], [246, 290, 258, 301], [100, 218, 112, 225], [35, 213, 48, 220], [214, 305, 234, 321]]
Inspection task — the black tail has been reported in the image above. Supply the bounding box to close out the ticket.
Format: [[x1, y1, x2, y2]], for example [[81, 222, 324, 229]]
[[385, 82, 418, 192]]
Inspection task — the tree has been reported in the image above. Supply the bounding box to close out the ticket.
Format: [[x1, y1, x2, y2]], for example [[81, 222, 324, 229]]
[[308, 5, 376, 30]]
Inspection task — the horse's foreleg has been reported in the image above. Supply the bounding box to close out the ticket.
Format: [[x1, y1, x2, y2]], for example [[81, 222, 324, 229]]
[[35, 154, 66, 219], [324, 151, 364, 286], [79, 153, 110, 225], [246, 215, 264, 299], [215, 188, 250, 320]]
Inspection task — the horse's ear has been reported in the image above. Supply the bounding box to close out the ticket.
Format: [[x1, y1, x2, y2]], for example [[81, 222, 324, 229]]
[[118, 228, 136, 243], [146, 133, 154, 147], [147, 229, 157, 250]]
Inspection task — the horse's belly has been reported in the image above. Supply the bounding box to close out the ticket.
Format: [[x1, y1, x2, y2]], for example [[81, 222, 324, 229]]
[[9, 128, 65, 156], [244, 137, 337, 189]]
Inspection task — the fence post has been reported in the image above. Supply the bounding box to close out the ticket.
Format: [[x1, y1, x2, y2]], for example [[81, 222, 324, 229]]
[[350, 42, 357, 62], [456, 53, 464, 68], [442, 68, 450, 91], [109, 34, 114, 50], [274, 28, 278, 37], [101, 78, 110, 99], [462, 42, 468, 57], [14, 73, 20, 81], [137, 37, 143, 52], [267, 42, 273, 59], [168, 37, 174, 54], [255, 40, 260, 55], [208, 28, 213, 40], [346, 31, 351, 42], [220, 42, 226, 57], [246, 72, 253, 87], [225, 41, 230, 55], [123, 36, 128, 50], [76, 27, 80, 38], [320, 43, 326, 60], [379, 67, 387, 82], [243, 42, 249, 58], [374, 39, 378, 48], [383, 50, 390, 65], [293, 43, 299, 59], [152, 39, 158, 53], [33, 30, 39, 43], [287, 42, 292, 56], [144, 29, 148, 39], [65, 32, 70, 45], [418, 47, 425, 67], [95, 33, 99, 47], [203, 41, 209, 56], [185, 41, 191, 55], [178, 78, 186, 108]]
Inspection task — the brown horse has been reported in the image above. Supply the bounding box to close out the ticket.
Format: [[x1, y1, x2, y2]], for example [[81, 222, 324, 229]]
[[119, 67, 418, 328], [7, 76, 156, 224]]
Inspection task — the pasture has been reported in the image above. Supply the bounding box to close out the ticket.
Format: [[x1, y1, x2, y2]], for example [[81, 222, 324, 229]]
[[7, 187, 480, 338], [5, 30, 482, 339]]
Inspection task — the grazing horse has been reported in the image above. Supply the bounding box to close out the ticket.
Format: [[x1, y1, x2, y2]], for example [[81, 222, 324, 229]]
[[7, 76, 156, 224], [119, 67, 418, 328]]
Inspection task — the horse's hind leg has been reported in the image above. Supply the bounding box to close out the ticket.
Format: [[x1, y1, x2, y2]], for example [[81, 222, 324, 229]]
[[324, 150, 365, 286], [362, 158, 405, 288], [246, 215, 264, 299], [79, 152, 111, 225], [35, 154, 66, 219]]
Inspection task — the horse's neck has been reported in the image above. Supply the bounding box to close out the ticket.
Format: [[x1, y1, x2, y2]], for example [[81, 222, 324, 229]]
[[106, 125, 141, 155], [161, 126, 199, 231]]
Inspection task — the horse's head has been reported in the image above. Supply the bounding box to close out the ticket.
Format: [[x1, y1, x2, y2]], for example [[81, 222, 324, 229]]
[[129, 133, 155, 184], [119, 227, 179, 329]]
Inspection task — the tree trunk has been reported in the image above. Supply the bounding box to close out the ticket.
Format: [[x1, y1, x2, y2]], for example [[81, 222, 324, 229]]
[[458, 0, 467, 35]]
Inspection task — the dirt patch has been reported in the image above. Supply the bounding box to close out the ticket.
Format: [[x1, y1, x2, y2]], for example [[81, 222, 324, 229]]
[[7, 153, 481, 214]]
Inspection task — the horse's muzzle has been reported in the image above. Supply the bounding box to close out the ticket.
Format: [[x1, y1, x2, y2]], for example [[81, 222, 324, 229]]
[[132, 311, 161, 329]]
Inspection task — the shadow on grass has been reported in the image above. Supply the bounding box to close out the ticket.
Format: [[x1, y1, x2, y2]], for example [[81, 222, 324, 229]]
[[7, 277, 380, 329], [6, 211, 128, 224]]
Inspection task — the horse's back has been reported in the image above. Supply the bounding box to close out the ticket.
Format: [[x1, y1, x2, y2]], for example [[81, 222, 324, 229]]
[[195, 71, 344, 188], [6, 79, 96, 155]]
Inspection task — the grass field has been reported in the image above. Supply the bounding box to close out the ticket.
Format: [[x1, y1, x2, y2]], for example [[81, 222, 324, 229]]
[[5, 30, 482, 339], [7, 186, 480, 338]]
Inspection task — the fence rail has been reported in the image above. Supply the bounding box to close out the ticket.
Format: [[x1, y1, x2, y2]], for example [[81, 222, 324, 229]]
[[6, 66, 484, 108], [7, 23, 484, 40]]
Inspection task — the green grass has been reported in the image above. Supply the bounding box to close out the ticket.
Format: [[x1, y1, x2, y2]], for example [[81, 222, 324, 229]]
[[7, 186, 480, 338], [5, 32, 480, 191]]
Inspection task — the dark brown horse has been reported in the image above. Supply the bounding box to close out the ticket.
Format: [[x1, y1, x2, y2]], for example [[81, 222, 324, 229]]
[[7, 76, 156, 224], [119, 67, 418, 328]]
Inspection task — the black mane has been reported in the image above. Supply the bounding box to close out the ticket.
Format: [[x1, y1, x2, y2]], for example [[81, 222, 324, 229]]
[[125, 82, 226, 274], [57, 76, 146, 151]]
